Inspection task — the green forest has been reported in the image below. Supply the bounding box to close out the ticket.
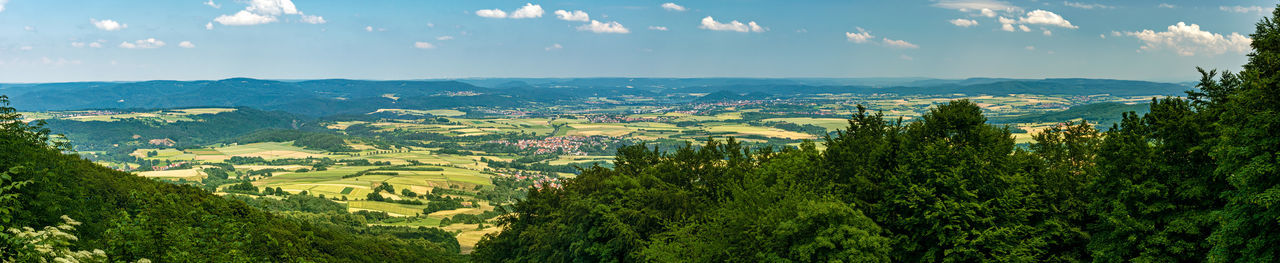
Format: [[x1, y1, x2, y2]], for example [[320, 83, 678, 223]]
[[3, 6, 1280, 263]]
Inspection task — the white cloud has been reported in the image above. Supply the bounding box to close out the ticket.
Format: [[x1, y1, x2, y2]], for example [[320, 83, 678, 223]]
[[845, 27, 874, 43], [510, 3, 544, 19], [1020, 10, 1077, 28], [300, 15, 325, 24], [476, 9, 507, 18], [1043, 29, 1052, 36], [882, 38, 919, 49], [119, 38, 165, 49], [1124, 22, 1252, 56], [91, 19, 127, 31], [0, 0, 8, 13], [980, 8, 998, 17], [19, 46, 32, 51], [699, 16, 766, 33], [206, 22, 214, 30], [23, 26, 33, 31], [179, 41, 195, 48], [73, 40, 105, 48], [215, 10, 278, 25], [933, 0, 1017, 12], [578, 20, 630, 34], [436, 36, 454, 41], [900, 54, 913, 60], [1019, 25, 1031, 32], [649, 26, 668, 31], [1099, 34, 1106, 38], [545, 43, 562, 51], [999, 16, 1016, 31], [662, 3, 687, 12], [1025, 45, 1035, 50], [1157, 3, 1176, 9], [413, 41, 435, 49], [213, 0, 322, 26], [365, 26, 373, 32], [1063, 1, 1113, 9], [555, 10, 589, 22], [1221, 6, 1272, 14], [950, 18, 979, 27], [204, 0, 220, 8]]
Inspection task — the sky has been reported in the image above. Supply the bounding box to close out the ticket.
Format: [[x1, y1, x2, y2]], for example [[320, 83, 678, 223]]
[[0, 0, 1274, 83]]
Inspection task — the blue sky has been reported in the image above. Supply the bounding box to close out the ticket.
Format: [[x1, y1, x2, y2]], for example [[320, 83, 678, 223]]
[[0, 0, 1273, 82]]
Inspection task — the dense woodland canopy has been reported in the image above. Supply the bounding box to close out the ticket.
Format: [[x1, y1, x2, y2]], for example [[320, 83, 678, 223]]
[[0, 100, 462, 261], [472, 8, 1280, 263]]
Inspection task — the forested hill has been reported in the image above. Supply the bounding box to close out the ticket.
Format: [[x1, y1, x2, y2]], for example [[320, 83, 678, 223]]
[[1, 77, 1186, 116], [0, 98, 463, 262]]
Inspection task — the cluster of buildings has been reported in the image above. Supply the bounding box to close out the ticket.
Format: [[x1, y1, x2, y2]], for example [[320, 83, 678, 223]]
[[151, 161, 188, 172], [491, 136, 612, 155]]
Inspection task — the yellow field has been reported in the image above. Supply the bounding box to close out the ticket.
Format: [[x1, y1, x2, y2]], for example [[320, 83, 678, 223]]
[[703, 125, 816, 140]]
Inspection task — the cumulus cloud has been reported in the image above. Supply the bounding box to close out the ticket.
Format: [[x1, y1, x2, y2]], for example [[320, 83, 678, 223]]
[[213, 0, 323, 26], [436, 36, 454, 41], [1019, 25, 1031, 32], [555, 10, 589, 22], [1043, 30, 1052, 36], [662, 2, 687, 11], [1124, 22, 1251, 56], [206, 22, 214, 30], [119, 38, 165, 49], [699, 16, 766, 33], [510, 3, 544, 19], [413, 42, 435, 49], [476, 9, 507, 18], [477, 3, 543, 19], [1157, 3, 1176, 9], [1063, 1, 1113, 9], [204, 0, 220, 8], [73, 40, 106, 48], [845, 27, 874, 43], [365, 26, 373, 32], [0, 0, 8, 13], [1220, 6, 1272, 14], [950, 18, 979, 27], [179, 41, 195, 48], [91, 19, 127, 31], [578, 20, 630, 34], [882, 38, 919, 49], [649, 26, 669, 31], [545, 43, 562, 51], [215, 10, 278, 25], [1020, 10, 1077, 28]]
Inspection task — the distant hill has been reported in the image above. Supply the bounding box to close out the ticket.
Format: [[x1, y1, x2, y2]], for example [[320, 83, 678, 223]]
[[990, 102, 1152, 126], [0, 78, 1189, 116]]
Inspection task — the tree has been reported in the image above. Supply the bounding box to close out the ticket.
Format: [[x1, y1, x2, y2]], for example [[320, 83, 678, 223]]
[[1207, 5, 1280, 262]]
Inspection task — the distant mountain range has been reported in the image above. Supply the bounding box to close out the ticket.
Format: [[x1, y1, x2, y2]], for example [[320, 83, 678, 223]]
[[0, 78, 1191, 116]]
